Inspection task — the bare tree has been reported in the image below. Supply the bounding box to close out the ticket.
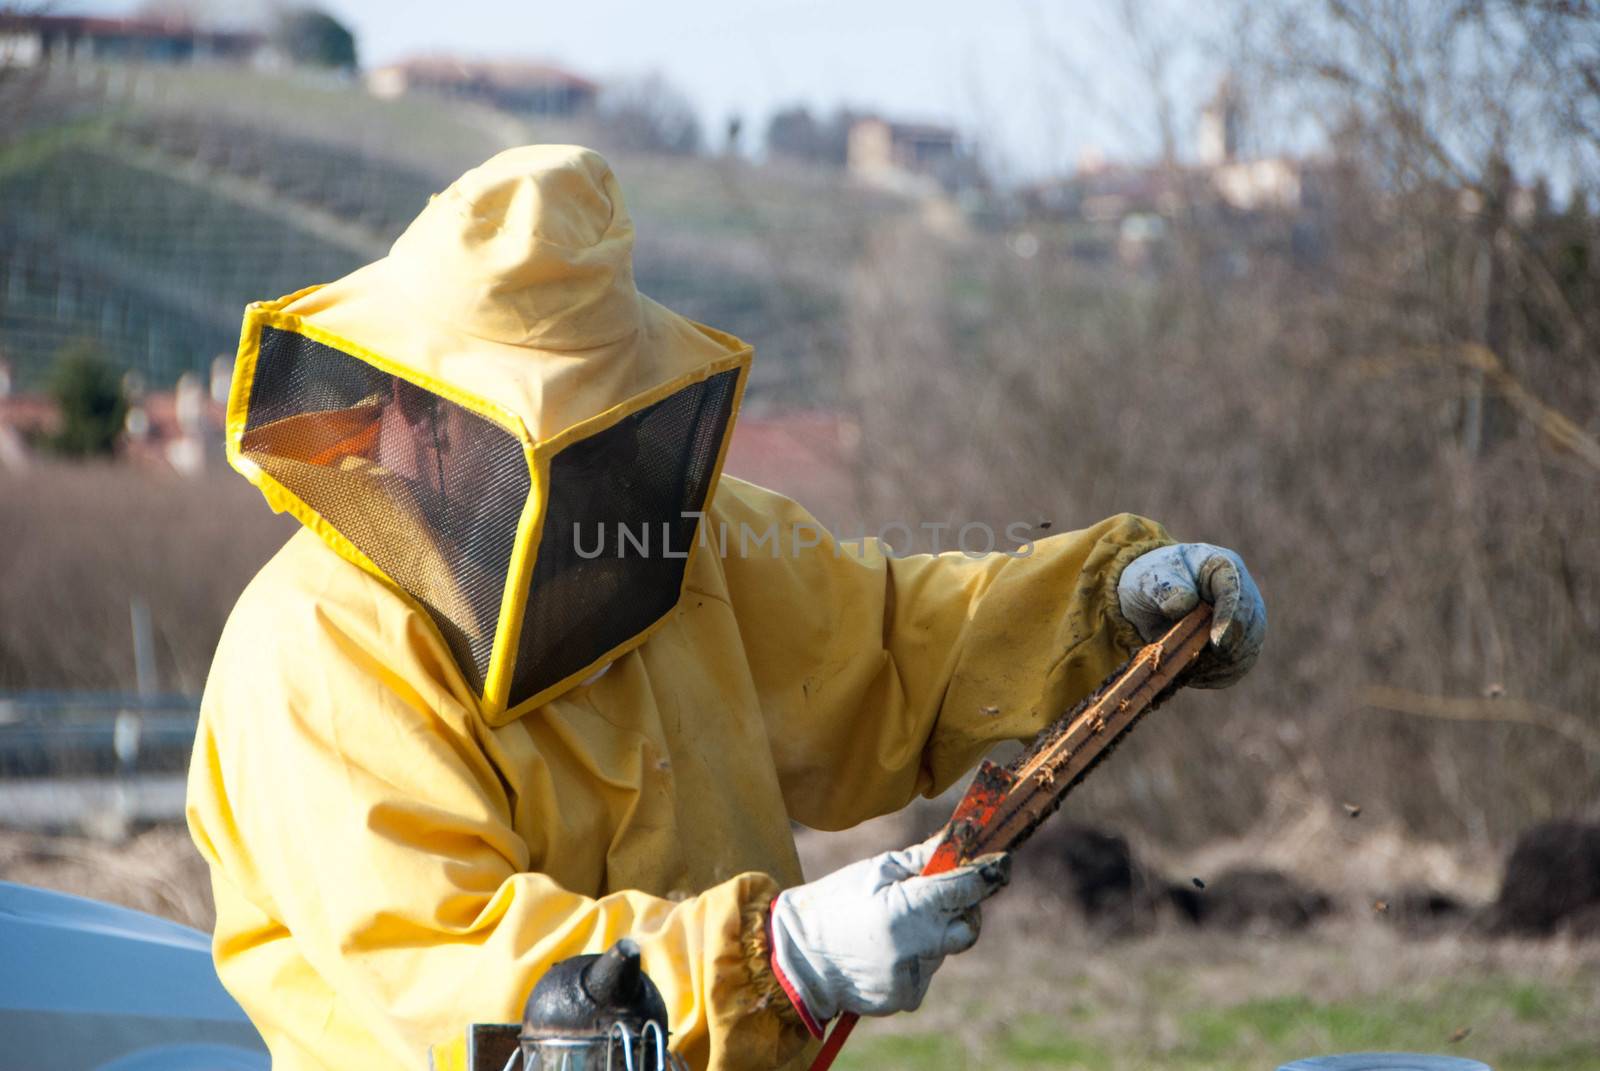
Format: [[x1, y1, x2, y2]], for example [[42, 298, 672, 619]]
[[840, 0, 1600, 848], [595, 74, 702, 156]]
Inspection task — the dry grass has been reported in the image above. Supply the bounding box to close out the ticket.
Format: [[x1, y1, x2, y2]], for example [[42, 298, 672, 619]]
[[0, 824, 214, 931], [0, 459, 296, 692]]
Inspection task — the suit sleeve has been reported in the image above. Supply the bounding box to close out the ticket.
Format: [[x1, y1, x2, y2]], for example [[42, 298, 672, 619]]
[[709, 477, 1172, 831], [186, 557, 809, 1071]]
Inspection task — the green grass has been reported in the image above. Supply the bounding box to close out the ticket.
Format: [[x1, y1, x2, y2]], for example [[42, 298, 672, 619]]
[[3, 62, 875, 399], [0, 63, 871, 400], [996, 1015, 1112, 1067], [0, 114, 115, 181], [833, 1032, 966, 1069], [1169, 981, 1593, 1070], [833, 976, 1600, 1071], [118, 63, 525, 177]]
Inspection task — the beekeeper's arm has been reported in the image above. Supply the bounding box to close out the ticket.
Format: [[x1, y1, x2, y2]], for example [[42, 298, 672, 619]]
[[711, 477, 1175, 832], [186, 564, 811, 1071]]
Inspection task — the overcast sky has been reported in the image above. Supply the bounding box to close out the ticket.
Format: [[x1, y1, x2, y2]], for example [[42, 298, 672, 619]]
[[58, 0, 1225, 180]]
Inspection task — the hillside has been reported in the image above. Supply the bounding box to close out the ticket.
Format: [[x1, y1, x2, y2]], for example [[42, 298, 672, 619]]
[[0, 62, 907, 400]]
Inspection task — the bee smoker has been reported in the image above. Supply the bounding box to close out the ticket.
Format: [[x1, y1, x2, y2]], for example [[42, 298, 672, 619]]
[[512, 938, 685, 1071]]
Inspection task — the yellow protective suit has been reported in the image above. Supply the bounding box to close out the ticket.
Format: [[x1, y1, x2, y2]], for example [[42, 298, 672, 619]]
[[189, 491, 1167, 1070], [186, 144, 1174, 1071]]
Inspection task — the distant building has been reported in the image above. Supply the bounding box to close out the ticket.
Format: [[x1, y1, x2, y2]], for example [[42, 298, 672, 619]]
[[0, 357, 44, 471], [1457, 183, 1545, 225], [1022, 77, 1317, 230], [0, 14, 266, 67], [366, 56, 599, 117], [0, 389, 57, 471], [1198, 77, 1242, 168], [1211, 156, 1306, 213], [1021, 158, 1187, 233], [765, 106, 857, 169], [721, 409, 857, 520], [0, 357, 230, 474], [1198, 76, 1315, 213], [846, 116, 980, 196]]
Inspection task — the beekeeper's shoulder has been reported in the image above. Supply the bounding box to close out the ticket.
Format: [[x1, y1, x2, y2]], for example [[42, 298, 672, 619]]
[[217, 524, 443, 705], [231, 527, 404, 634], [211, 527, 477, 735]]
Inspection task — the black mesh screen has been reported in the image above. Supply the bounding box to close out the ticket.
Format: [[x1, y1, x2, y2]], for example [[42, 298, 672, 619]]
[[247, 326, 389, 427], [509, 368, 740, 705], [240, 326, 530, 695]]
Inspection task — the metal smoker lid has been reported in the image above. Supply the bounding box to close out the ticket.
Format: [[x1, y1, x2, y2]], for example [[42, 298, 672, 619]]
[[520, 937, 669, 1042], [1277, 1055, 1491, 1071]]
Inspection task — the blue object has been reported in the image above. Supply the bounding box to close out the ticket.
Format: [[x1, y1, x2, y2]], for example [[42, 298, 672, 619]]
[[0, 880, 268, 1070], [1278, 1055, 1491, 1071]]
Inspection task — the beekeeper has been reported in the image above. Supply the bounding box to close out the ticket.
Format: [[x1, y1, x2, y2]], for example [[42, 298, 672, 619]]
[[187, 145, 1265, 1071]]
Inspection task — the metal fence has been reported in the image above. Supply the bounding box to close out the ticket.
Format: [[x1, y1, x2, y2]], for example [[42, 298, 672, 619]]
[[0, 691, 199, 832], [0, 690, 198, 777]]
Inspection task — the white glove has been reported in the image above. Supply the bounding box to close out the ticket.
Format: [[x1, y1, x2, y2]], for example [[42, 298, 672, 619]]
[[768, 836, 1010, 1034], [1116, 541, 1266, 689]]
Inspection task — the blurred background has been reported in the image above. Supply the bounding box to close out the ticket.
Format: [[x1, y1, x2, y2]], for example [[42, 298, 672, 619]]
[[0, 1, 1597, 1068]]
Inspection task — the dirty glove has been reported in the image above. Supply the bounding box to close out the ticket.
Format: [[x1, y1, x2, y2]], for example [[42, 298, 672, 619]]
[[1117, 542, 1266, 689], [768, 837, 1011, 1035]]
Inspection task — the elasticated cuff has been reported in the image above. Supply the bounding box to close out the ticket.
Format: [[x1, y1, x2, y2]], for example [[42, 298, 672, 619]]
[[742, 891, 813, 1036], [1103, 534, 1177, 654]]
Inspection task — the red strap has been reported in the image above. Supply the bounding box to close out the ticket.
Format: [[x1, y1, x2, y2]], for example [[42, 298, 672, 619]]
[[768, 899, 828, 1040], [808, 1011, 860, 1070]]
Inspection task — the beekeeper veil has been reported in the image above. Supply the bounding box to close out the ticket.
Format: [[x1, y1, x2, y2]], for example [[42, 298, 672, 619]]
[[224, 146, 750, 722]]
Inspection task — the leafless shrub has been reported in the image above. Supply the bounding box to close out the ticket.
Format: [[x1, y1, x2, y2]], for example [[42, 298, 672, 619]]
[[841, 0, 1600, 849]]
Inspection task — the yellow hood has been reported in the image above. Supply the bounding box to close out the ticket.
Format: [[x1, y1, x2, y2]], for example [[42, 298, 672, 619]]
[[225, 145, 752, 722], [272, 144, 750, 442]]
